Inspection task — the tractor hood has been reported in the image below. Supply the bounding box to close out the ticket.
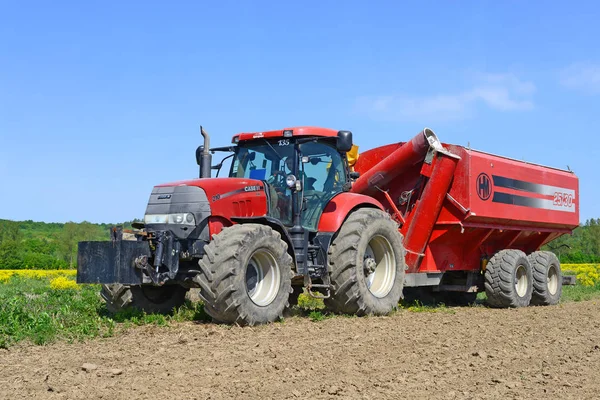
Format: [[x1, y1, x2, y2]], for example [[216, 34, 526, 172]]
[[155, 178, 266, 204], [153, 177, 269, 224]]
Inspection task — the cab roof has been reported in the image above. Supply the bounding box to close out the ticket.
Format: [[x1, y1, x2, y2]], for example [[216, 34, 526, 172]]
[[233, 126, 338, 143]]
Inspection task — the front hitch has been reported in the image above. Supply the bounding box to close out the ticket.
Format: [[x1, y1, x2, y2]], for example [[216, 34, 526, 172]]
[[146, 230, 181, 284]]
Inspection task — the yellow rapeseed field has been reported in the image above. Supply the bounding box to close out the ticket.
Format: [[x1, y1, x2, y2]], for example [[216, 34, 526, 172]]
[[1, 265, 599, 287], [562, 264, 600, 287], [0, 269, 76, 283], [49, 276, 79, 290]]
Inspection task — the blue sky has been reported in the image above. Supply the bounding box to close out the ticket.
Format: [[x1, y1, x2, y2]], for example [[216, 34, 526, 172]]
[[0, 1, 598, 223]]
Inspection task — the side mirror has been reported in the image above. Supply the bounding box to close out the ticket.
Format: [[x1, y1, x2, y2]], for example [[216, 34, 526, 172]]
[[337, 130, 353, 153], [196, 146, 204, 178]]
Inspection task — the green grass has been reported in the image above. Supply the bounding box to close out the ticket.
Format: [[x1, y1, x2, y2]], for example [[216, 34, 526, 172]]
[[0, 275, 209, 348], [561, 281, 600, 302], [2, 273, 600, 348], [399, 300, 457, 314]]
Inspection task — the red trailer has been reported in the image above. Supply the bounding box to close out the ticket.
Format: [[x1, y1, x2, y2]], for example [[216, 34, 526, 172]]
[[78, 126, 579, 324], [353, 129, 578, 306]]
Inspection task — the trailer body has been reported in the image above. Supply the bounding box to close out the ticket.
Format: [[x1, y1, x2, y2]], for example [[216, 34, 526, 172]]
[[353, 135, 579, 287]]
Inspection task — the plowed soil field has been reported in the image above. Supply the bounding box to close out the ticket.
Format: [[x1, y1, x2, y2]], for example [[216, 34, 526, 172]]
[[1, 300, 600, 399]]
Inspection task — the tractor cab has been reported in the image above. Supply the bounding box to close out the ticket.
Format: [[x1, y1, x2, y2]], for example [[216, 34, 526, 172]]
[[227, 130, 349, 231]]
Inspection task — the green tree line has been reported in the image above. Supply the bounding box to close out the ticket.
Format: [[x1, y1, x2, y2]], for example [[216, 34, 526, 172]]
[[541, 218, 600, 263], [0, 219, 140, 270]]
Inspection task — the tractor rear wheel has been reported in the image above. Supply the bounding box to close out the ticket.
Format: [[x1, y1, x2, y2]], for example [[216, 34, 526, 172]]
[[325, 208, 405, 315], [101, 284, 188, 314], [528, 251, 562, 306], [484, 249, 533, 308], [194, 224, 293, 325]]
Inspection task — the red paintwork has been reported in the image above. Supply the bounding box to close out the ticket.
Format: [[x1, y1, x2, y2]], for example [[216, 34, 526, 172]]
[[208, 216, 232, 237], [157, 177, 268, 223], [352, 130, 430, 196], [234, 126, 338, 143], [403, 151, 460, 272], [354, 131, 579, 275], [317, 192, 384, 232]]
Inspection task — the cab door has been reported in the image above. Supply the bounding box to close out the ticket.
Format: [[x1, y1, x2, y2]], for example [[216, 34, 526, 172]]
[[299, 141, 347, 231]]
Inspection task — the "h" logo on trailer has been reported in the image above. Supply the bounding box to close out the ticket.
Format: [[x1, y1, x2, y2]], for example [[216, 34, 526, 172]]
[[477, 173, 492, 200]]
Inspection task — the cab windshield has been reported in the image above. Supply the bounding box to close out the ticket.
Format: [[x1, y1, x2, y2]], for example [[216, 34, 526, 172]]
[[230, 138, 346, 230], [229, 140, 293, 181]]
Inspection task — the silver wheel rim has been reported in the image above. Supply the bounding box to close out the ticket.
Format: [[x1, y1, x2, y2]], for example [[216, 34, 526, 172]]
[[547, 265, 559, 295], [515, 264, 528, 297], [363, 235, 396, 298], [246, 249, 281, 307]]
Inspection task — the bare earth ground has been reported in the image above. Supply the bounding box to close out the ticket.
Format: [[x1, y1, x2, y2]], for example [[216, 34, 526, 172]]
[[1, 300, 600, 400]]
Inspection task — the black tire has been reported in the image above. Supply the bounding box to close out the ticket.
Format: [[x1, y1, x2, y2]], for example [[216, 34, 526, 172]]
[[528, 251, 562, 306], [325, 208, 405, 315], [101, 284, 188, 314], [194, 224, 293, 326], [484, 249, 533, 308]]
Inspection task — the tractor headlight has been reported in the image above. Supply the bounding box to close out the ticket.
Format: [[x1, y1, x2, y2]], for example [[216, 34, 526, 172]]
[[286, 174, 297, 188], [144, 213, 196, 226]]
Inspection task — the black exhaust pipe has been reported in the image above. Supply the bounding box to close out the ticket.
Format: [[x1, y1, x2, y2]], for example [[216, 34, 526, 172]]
[[196, 126, 213, 178]]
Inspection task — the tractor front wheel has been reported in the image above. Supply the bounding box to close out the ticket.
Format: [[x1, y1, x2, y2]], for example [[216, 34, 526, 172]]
[[101, 284, 188, 314], [194, 224, 293, 325], [325, 208, 405, 315]]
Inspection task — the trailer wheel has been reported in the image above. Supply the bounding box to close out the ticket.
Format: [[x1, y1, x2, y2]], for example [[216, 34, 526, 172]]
[[484, 249, 533, 308], [325, 208, 405, 315], [528, 251, 562, 306], [101, 284, 188, 314], [194, 224, 293, 326]]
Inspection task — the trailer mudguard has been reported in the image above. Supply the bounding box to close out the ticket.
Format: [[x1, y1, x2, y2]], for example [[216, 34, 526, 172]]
[[317, 192, 384, 233]]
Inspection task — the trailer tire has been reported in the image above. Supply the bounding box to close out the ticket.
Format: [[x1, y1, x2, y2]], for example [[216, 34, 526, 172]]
[[325, 208, 405, 315], [194, 224, 293, 326], [528, 251, 562, 306], [101, 284, 188, 314], [484, 249, 533, 308]]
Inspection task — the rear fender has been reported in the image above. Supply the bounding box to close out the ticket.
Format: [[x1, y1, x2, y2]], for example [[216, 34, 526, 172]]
[[317, 193, 384, 233]]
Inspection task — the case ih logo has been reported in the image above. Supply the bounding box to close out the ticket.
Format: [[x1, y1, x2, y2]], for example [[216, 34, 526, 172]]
[[477, 173, 492, 200]]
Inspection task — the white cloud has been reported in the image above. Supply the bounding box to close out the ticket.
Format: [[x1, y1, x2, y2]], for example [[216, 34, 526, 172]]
[[355, 73, 535, 122], [560, 63, 600, 94]]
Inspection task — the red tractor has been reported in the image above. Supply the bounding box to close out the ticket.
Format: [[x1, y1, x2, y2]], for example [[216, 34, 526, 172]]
[[78, 126, 579, 325]]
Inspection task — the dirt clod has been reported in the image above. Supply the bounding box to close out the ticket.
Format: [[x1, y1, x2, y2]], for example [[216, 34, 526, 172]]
[[81, 363, 98, 372]]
